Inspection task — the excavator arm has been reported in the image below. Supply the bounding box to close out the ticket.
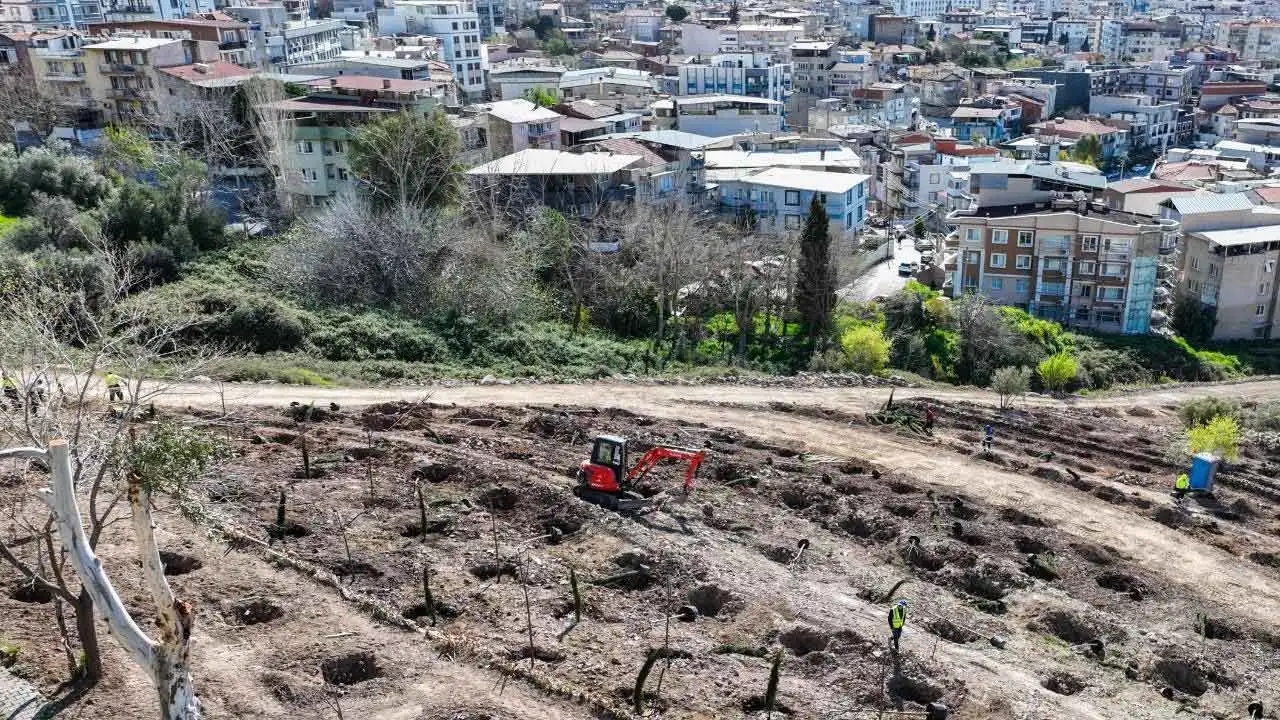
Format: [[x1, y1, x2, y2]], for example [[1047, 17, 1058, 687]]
[[626, 446, 706, 494]]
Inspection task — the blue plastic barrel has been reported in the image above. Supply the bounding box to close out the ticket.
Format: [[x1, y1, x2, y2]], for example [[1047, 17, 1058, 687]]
[[1188, 453, 1218, 492]]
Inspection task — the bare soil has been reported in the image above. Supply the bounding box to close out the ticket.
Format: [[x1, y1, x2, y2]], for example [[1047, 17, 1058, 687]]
[[3, 379, 1280, 718]]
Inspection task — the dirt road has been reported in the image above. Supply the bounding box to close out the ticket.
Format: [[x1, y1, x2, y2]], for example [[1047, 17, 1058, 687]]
[[158, 375, 1280, 412]]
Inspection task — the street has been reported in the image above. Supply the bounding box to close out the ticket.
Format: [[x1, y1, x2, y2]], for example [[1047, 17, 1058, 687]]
[[840, 232, 923, 302]]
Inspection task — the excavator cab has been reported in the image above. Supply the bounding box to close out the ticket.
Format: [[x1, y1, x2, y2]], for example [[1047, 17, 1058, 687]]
[[574, 434, 705, 513], [588, 435, 629, 491]]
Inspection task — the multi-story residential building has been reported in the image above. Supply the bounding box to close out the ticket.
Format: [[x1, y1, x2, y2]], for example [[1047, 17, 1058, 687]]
[[30, 31, 98, 123], [88, 14, 254, 67], [475, 0, 503, 38], [304, 74, 453, 108], [100, 0, 215, 24], [890, 0, 947, 19], [1099, 19, 1183, 62], [1119, 62, 1192, 106], [621, 7, 661, 42], [487, 60, 565, 99], [1090, 93, 1178, 150], [1030, 116, 1129, 162], [940, 8, 983, 37], [3, 0, 106, 29], [885, 136, 1001, 228], [828, 51, 877, 100], [789, 40, 833, 98], [951, 96, 1022, 142], [383, 0, 486, 99], [1169, 195, 1280, 339], [82, 36, 211, 121], [263, 19, 345, 70], [856, 82, 910, 127], [1215, 19, 1280, 61], [677, 52, 790, 104], [870, 15, 917, 45], [1051, 18, 1096, 52], [0, 31, 35, 74], [723, 24, 806, 54], [652, 94, 783, 135], [946, 160, 1179, 334], [266, 98, 393, 209], [1197, 80, 1267, 111], [716, 167, 870, 235], [481, 97, 561, 156]]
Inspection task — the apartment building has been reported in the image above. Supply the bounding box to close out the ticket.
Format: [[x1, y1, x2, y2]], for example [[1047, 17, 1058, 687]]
[[951, 96, 1022, 142], [1030, 117, 1129, 162], [677, 52, 790, 104], [621, 7, 661, 42], [1178, 222, 1280, 339], [88, 14, 254, 67], [30, 32, 97, 120], [651, 94, 783, 135], [891, 0, 948, 19], [1215, 19, 1280, 61], [266, 98, 391, 209], [1119, 62, 1192, 106], [263, 19, 346, 69], [100, 0, 216, 24], [1051, 18, 1096, 53], [1099, 19, 1183, 62], [384, 0, 486, 99], [1089, 93, 1178, 150], [946, 160, 1178, 335], [723, 24, 805, 54], [789, 40, 833, 98], [82, 36, 209, 121], [481, 97, 561, 156], [716, 167, 870, 235], [2, 0, 105, 29]]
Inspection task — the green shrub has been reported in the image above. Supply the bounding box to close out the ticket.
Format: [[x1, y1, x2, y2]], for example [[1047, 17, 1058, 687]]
[[840, 325, 891, 374], [1186, 415, 1240, 461], [1178, 396, 1240, 429], [1244, 401, 1280, 431], [992, 366, 1031, 407], [1037, 352, 1078, 393]]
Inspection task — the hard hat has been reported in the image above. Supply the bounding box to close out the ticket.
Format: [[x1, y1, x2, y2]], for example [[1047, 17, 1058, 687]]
[[897, 599, 908, 607]]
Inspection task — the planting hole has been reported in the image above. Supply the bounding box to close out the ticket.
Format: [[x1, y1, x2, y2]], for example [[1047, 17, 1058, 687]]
[[266, 522, 310, 540], [1096, 572, 1144, 596], [469, 562, 519, 581], [478, 486, 518, 511], [508, 645, 566, 663], [8, 579, 53, 604], [411, 462, 461, 484], [925, 618, 979, 644], [1154, 658, 1208, 696], [1197, 616, 1241, 641], [227, 598, 284, 625], [401, 519, 451, 537], [159, 551, 203, 576], [688, 584, 734, 618], [320, 651, 382, 685], [1042, 672, 1085, 696], [887, 675, 944, 704], [780, 487, 812, 510], [1033, 610, 1097, 644], [402, 601, 461, 622], [1013, 536, 1051, 554], [999, 508, 1048, 527], [331, 560, 381, 578], [778, 625, 829, 655]]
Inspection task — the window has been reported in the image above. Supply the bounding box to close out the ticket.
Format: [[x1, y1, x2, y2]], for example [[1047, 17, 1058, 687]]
[[990, 277, 1004, 290], [1044, 258, 1063, 271], [1100, 263, 1125, 277], [1191, 256, 1200, 270], [990, 253, 1007, 268], [965, 251, 981, 264], [929, 172, 940, 183], [1105, 237, 1131, 252], [1016, 255, 1032, 269], [1208, 264, 1218, 277], [1017, 231, 1033, 247], [1078, 261, 1095, 274], [296, 140, 313, 154], [325, 165, 335, 180], [1082, 235, 1099, 251], [338, 168, 349, 181], [784, 215, 800, 228], [1258, 304, 1267, 317], [333, 140, 344, 153], [992, 229, 1008, 244], [1097, 287, 1124, 301], [785, 190, 800, 205], [964, 228, 980, 242], [1075, 307, 1091, 321], [1016, 278, 1028, 292], [1097, 310, 1120, 323], [1263, 284, 1269, 295], [1079, 284, 1093, 297]]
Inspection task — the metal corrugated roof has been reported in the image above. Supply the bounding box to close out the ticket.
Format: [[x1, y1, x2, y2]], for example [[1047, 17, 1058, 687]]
[[1166, 193, 1255, 215]]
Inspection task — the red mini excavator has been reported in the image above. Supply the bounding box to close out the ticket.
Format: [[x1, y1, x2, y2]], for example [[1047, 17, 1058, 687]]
[[573, 434, 706, 512]]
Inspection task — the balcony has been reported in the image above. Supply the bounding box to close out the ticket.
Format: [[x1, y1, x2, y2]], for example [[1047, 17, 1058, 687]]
[[219, 40, 249, 51], [107, 87, 142, 99], [43, 72, 87, 82], [99, 64, 138, 74]]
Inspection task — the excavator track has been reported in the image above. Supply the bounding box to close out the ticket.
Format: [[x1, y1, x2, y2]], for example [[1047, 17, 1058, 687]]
[[572, 485, 649, 513]]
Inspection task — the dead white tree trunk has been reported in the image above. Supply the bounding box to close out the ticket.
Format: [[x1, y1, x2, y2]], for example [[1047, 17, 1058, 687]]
[[3, 440, 201, 719]]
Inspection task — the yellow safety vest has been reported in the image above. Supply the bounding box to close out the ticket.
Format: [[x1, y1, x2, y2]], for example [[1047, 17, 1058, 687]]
[[890, 605, 906, 629], [1175, 474, 1190, 491], [1, 377, 16, 390], [105, 373, 122, 388]]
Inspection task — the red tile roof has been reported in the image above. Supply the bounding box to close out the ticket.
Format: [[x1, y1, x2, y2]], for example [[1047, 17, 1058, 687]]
[[1153, 161, 1217, 182], [306, 75, 445, 92], [1252, 186, 1280, 203], [583, 138, 667, 167], [159, 60, 255, 82], [1032, 118, 1124, 137]]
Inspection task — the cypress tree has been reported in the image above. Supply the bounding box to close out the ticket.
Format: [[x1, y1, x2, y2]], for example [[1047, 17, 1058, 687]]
[[795, 196, 835, 356]]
